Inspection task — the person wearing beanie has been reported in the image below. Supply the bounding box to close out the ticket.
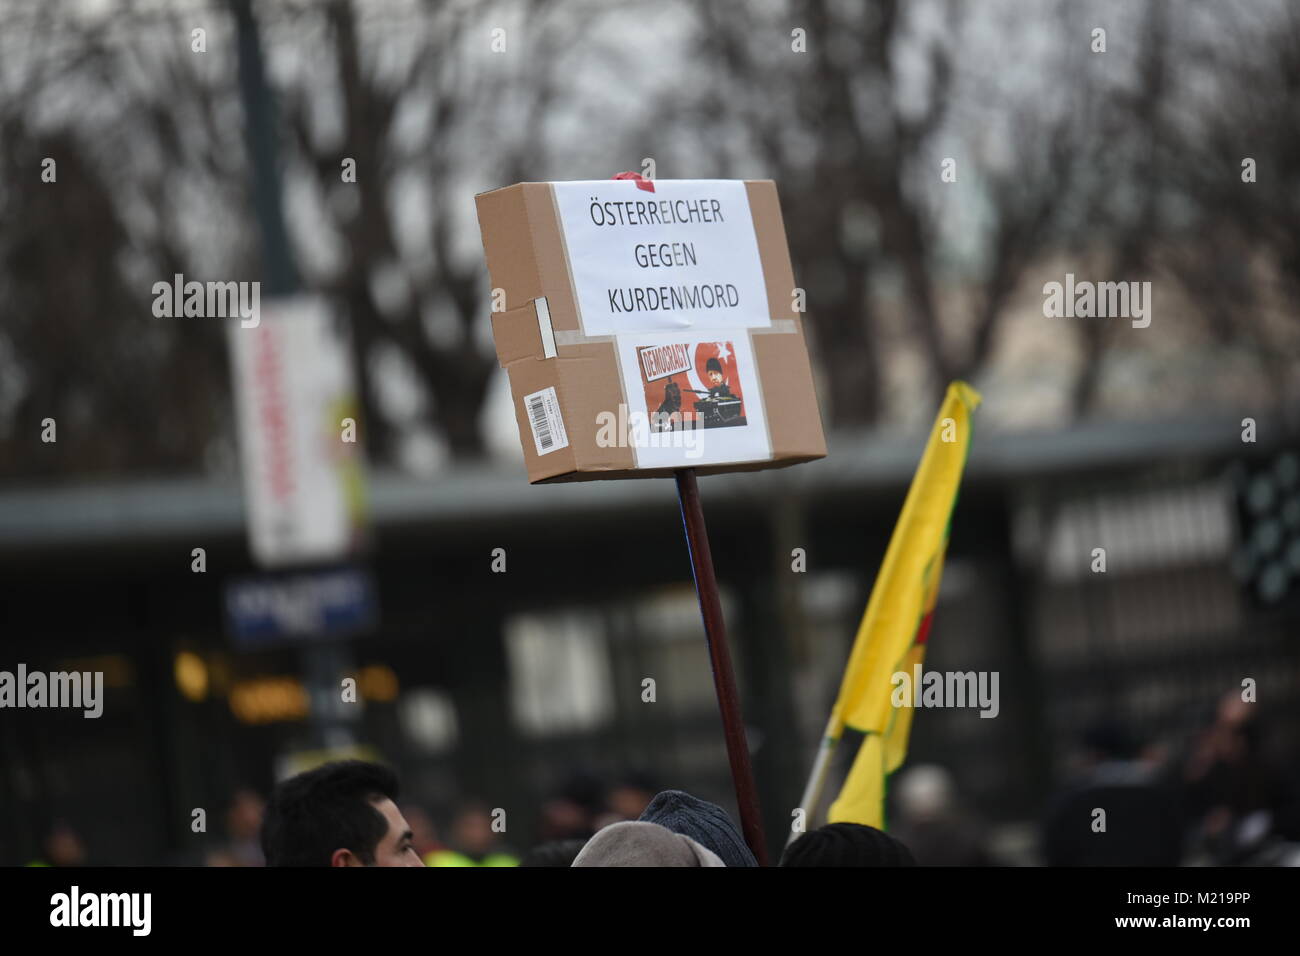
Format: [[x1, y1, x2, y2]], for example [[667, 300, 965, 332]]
[[571, 821, 724, 867], [638, 789, 757, 867], [781, 822, 918, 867]]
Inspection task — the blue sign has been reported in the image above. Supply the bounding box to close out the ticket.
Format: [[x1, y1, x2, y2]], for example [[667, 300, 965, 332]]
[[225, 567, 377, 646]]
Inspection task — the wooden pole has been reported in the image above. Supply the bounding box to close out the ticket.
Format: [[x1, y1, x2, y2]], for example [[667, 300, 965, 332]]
[[674, 467, 769, 865]]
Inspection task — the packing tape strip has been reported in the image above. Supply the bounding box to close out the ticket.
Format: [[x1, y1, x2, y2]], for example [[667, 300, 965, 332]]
[[534, 297, 557, 359], [551, 319, 795, 349]]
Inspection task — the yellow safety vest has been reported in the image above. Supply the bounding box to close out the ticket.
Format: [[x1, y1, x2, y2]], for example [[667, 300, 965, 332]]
[[425, 850, 518, 867]]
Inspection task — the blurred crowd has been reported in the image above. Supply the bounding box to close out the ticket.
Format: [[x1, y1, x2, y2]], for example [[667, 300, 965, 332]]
[[21, 689, 1298, 867]]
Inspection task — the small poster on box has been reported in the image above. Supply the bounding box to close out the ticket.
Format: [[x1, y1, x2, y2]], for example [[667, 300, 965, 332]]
[[615, 333, 769, 469]]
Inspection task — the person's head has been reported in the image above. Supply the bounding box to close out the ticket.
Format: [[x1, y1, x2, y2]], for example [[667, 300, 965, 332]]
[[1081, 719, 1139, 764], [571, 821, 724, 867], [781, 823, 917, 867], [518, 838, 587, 868], [705, 357, 724, 385], [226, 788, 265, 841], [895, 764, 956, 826], [606, 773, 657, 821], [538, 797, 592, 842], [43, 821, 86, 866], [536, 769, 604, 841], [261, 760, 424, 867], [638, 789, 756, 867], [449, 802, 497, 856]]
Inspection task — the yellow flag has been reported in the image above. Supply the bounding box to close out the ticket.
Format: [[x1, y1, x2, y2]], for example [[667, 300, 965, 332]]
[[827, 382, 980, 828]]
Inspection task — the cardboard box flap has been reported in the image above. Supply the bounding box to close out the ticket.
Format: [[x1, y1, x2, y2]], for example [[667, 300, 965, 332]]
[[475, 184, 546, 309], [491, 298, 557, 368]]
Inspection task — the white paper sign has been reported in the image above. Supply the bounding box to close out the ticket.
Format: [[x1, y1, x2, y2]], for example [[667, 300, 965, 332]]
[[552, 180, 771, 336], [611, 332, 771, 469], [227, 296, 368, 568]]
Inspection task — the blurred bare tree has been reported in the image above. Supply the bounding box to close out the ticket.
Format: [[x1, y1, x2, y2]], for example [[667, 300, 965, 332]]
[[1, 0, 1297, 482], [1143, 0, 1300, 415], [0, 0, 589, 479], [672, 0, 1125, 423], [278, 0, 582, 460], [669, 0, 1299, 424], [0, 2, 233, 480]]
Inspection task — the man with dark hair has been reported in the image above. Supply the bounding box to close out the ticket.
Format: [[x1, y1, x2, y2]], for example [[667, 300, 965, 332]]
[[261, 760, 425, 867]]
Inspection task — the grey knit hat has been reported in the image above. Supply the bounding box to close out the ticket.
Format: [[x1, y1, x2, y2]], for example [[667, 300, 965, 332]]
[[571, 821, 724, 867], [638, 790, 757, 867]]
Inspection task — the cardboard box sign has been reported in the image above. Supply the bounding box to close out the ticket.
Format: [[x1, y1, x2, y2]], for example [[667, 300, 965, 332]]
[[475, 179, 827, 483]]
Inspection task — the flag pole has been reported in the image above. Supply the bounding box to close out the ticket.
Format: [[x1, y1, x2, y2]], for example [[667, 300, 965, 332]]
[[790, 383, 982, 842], [788, 713, 843, 849], [675, 467, 770, 865]]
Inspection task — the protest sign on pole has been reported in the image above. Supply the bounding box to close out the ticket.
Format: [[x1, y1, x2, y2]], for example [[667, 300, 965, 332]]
[[476, 173, 829, 864]]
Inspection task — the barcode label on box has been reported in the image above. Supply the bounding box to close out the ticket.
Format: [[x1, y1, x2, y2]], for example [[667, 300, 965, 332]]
[[523, 386, 569, 456]]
